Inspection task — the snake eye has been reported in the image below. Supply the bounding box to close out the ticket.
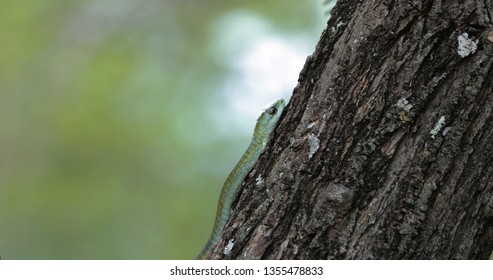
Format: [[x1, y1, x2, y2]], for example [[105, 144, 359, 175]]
[[268, 106, 278, 116]]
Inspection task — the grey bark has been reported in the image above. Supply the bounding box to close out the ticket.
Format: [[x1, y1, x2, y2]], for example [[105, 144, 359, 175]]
[[209, 0, 493, 259]]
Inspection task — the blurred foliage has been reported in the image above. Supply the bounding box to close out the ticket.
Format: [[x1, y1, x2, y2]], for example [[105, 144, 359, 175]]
[[0, 0, 327, 259]]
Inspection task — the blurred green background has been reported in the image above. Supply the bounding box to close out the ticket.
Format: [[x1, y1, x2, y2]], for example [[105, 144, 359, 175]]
[[0, 0, 329, 259]]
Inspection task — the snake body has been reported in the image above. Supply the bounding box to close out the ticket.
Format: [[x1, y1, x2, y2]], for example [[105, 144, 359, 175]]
[[196, 98, 285, 259]]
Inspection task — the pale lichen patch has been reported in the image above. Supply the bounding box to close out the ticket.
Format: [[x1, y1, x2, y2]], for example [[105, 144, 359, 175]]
[[307, 121, 316, 129], [308, 133, 320, 159], [396, 98, 413, 112], [430, 116, 446, 139], [255, 175, 264, 186], [224, 239, 234, 255], [457, 32, 478, 58]]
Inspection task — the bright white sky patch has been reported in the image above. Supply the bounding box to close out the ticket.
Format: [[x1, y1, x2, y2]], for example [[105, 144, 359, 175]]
[[210, 10, 315, 134]]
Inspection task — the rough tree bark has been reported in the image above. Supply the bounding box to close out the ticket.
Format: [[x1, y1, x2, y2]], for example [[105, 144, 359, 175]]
[[208, 0, 493, 259]]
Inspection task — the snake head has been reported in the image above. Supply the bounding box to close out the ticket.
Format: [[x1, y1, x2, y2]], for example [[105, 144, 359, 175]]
[[253, 98, 285, 146]]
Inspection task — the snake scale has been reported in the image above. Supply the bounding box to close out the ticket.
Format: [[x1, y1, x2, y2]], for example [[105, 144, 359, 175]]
[[196, 98, 285, 259]]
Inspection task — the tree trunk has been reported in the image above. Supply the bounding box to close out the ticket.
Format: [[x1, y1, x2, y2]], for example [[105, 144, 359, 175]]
[[209, 0, 493, 259]]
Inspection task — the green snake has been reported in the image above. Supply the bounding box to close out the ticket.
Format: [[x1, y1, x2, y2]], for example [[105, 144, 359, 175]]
[[196, 98, 285, 259]]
